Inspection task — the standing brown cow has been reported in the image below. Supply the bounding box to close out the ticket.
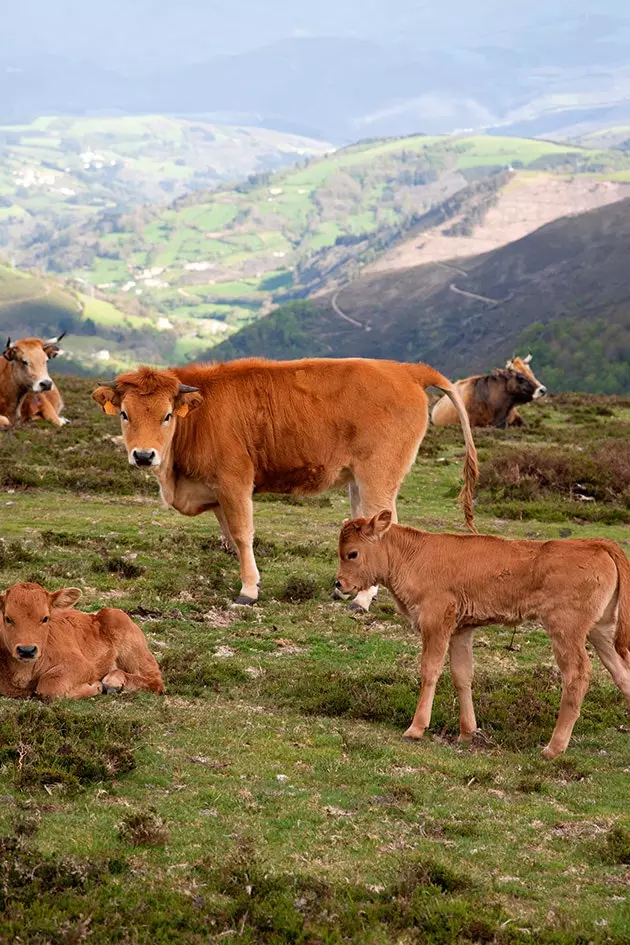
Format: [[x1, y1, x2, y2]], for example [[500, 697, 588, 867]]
[[431, 354, 547, 428], [336, 512, 630, 758], [0, 334, 69, 427], [0, 582, 164, 700], [93, 358, 478, 609]]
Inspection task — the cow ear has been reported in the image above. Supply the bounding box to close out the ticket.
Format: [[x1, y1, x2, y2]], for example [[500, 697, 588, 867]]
[[43, 344, 60, 359], [92, 386, 120, 415], [50, 587, 82, 609], [362, 510, 393, 540], [0, 592, 4, 613], [3, 341, 17, 362], [175, 386, 203, 418]]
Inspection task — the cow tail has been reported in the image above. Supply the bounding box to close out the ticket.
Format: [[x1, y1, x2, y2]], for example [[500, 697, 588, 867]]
[[414, 363, 479, 533], [602, 542, 630, 661]]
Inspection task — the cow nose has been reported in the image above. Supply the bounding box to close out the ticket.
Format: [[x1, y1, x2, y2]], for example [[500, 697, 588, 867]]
[[132, 449, 156, 467], [39, 379, 53, 392], [16, 645, 37, 660], [539, 386, 547, 395]]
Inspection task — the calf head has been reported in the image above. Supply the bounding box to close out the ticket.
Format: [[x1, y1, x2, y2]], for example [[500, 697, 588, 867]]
[[0, 582, 81, 662], [92, 367, 203, 468], [3, 335, 64, 394], [505, 354, 547, 399], [336, 510, 392, 594]]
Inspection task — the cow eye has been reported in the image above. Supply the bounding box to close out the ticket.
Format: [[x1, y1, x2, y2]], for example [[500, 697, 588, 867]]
[[163, 412, 172, 425], [21, 359, 28, 367], [4, 616, 12, 625], [347, 551, 358, 560], [42, 616, 49, 624], [120, 410, 129, 422]]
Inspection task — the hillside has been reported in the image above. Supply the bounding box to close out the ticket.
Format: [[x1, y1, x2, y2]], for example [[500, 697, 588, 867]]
[[22, 134, 630, 348], [0, 115, 330, 267], [212, 198, 630, 394]]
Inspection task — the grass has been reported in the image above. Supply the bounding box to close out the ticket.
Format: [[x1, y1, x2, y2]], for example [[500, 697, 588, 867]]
[[0, 381, 628, 942]]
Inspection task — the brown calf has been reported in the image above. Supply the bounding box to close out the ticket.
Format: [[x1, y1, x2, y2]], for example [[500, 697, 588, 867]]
[[336, 512, 630, 758], [0, 583, 164, 700], [93, 358, 478, 609], [431, 354, 547, 428], [1, 334, 68, 427]]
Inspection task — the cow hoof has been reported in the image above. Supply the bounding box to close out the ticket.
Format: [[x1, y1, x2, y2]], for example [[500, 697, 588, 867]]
[[541, 744, 562, 760], [331, 587, 350, 601], [59, 417, 71, 426], [402, 726, 425, 741], [233, 595, 257, 606], [348, 601, 368, 613], [101, 683, 123, 695]]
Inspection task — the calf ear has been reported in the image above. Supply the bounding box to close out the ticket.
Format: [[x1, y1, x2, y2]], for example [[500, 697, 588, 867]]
[[362, 509, 393, 540], [92, 386, 121, 415], [175, 386, 203, 418], [50, 588, 82, 609]]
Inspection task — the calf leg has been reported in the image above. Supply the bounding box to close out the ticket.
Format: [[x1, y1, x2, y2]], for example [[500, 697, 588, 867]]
[[542, 631, 591, 759], [36, 674, 103, 701], [217, 487, 260, 604], [404, 607, 454, 740], [38, 395, 68, 427], [589, 622, 630, 708], [449, 629, 477, 742]]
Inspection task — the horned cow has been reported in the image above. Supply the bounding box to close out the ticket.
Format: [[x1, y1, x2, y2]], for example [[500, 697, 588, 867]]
[[0, 582, 164, 700], [336, 511, 630, 758], [1, 334, 69, 427], [431, 353, 547, 429], [93, 357, 478, 610]]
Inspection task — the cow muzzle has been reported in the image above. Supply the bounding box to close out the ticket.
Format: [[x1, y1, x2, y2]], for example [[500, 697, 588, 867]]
[[34, 378, 53, 392], [16, 645, 38, 661], [533, 385, 547, 399], [130, 448, 160, 468]]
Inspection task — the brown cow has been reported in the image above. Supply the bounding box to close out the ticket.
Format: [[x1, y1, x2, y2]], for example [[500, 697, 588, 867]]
[[0, 582, 164, 700], [93, 358, 478, 609], [0, 334, 69, 428], [336, 511, 630, 758], [431, 354, 547, 428]]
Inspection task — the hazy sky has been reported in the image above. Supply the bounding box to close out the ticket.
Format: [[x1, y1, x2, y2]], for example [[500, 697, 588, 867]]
[[3, 1, 628, 70]]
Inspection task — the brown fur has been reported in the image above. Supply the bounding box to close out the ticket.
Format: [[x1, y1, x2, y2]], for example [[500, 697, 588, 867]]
[[0, 337, 67, 427], [93, 358, 478, 607], [336, 512, 630, 758], [432, 354, 547, 428], [0, 582, 164, 700]]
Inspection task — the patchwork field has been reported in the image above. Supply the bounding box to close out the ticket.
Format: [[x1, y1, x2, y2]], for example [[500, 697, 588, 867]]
[[0, 380, 628, 943]]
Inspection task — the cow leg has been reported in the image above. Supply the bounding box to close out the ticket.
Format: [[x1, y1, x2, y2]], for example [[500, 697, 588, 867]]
[[542, 627, 591, 759], [36, 677, 103, 700], [0, 415, 10, 427], [449, 628, 477, 742], [37, 396, 68, 427], [349, 482, 399, 612], [404, 605, 454, 740], [589, 622, 630, 708], [217, 489, 260, 604], [214, 505, 236, 553]]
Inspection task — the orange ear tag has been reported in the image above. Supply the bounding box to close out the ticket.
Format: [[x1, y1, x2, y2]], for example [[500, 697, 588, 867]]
[[104, 401, 118, 415], [176, 404, 190, 418]]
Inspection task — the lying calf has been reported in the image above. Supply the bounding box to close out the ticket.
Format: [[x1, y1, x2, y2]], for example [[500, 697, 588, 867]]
[[336, 512, 630, 758], [0, 582, 164, 700]]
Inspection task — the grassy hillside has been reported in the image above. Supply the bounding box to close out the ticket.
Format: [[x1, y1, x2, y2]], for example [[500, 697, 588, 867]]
[[213, 198, 630, 394], [0, 379, 628, 941], [0, 114, 329, 265], [19, 133, 630, 347]]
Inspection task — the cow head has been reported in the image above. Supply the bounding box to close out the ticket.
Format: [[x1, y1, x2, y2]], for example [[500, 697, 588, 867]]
[[505, 354, 547, 400], [335, 510, 392, 595], [0, 582, 81, 662], [92, 367, 203, 468], [502, 370, 538, 403], [2, 333, 65, 393]]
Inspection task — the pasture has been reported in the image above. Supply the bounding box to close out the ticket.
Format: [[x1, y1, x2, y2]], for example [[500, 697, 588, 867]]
[[0, 380, 629, 943]]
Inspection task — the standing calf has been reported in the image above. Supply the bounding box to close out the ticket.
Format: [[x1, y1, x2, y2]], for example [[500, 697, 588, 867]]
[[336, 512, 630, 758], [0, 583, 164, 700]]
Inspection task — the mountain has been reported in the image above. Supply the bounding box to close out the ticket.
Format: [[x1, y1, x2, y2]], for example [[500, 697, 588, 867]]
[[211, 198, 630, 395], [2, 4, 630, 141]]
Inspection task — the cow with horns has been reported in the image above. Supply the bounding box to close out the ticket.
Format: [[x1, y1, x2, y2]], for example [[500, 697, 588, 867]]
[[0, 333, 69, 428]]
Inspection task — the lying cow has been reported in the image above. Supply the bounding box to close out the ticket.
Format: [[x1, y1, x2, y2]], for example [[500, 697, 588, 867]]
[[1, 334, 69, 428], [0, 582, 164, 700], [431, 354, 547, 429], [93, 357, 478, 609], [336, 511, 630, 758]]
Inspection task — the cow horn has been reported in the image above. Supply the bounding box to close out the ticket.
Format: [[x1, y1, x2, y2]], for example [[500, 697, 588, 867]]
[[523, 353, 532, 364], [4, 337, 10, 351], [178, 384, 200, 394], [45, 330, 67, 345]]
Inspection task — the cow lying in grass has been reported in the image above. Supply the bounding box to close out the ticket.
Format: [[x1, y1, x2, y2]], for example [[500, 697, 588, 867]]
[[1, 334, 69, 428], [0, 583, 164, 700], [336, 512, 630, 758]]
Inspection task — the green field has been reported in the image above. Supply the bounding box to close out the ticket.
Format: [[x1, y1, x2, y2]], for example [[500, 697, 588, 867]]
[[0, 381, 628, 942]]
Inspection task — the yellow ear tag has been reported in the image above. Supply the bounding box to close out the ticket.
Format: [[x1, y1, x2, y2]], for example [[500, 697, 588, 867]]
[[176, 404, 189, 418], [104, 401, 118, 415]]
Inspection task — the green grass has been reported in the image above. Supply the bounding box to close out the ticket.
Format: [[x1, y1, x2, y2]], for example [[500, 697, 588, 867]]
[[0, 382, 628, 942]]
